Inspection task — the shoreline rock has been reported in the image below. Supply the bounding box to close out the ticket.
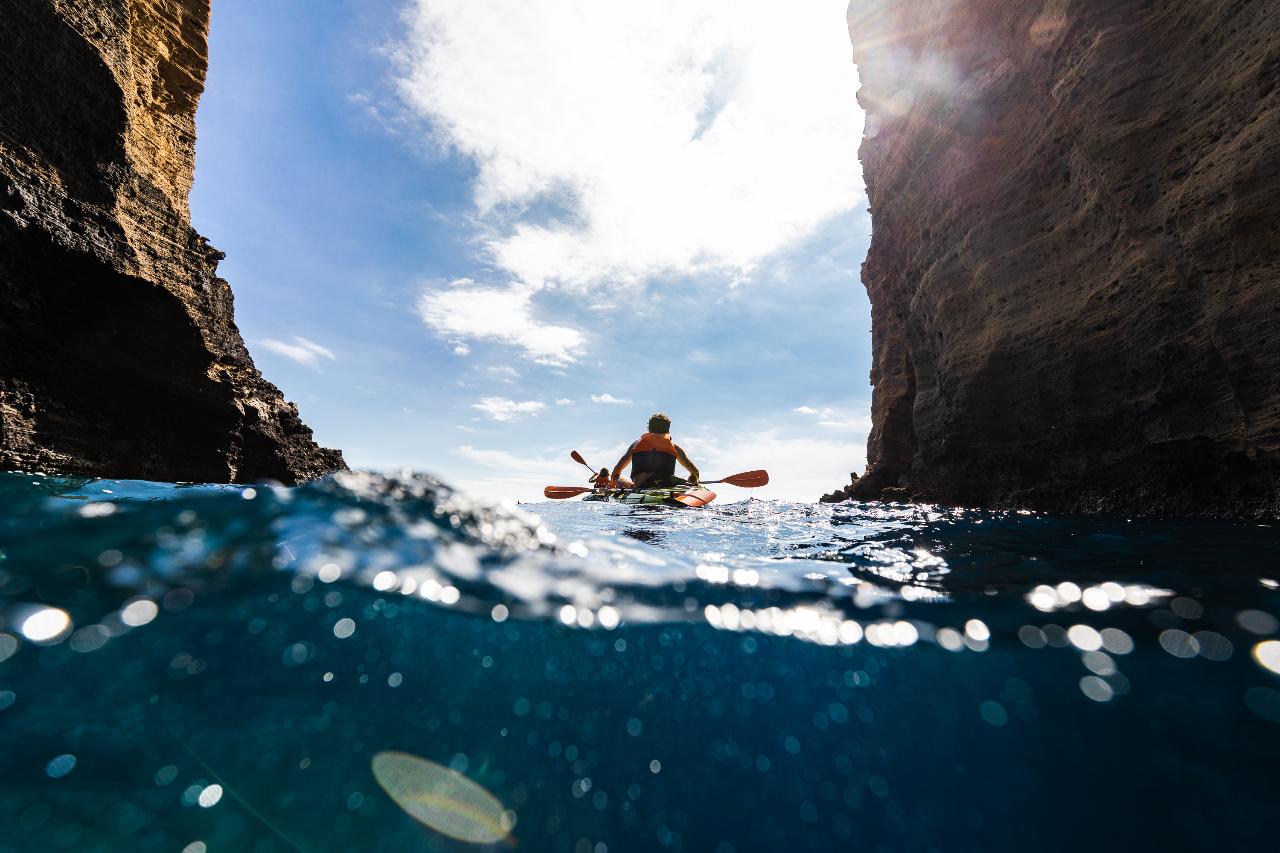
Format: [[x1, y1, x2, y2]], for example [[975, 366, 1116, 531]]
[[820, 471, 861, 503], [1, 0, 344, 484], [835, 0, 1279, 518]]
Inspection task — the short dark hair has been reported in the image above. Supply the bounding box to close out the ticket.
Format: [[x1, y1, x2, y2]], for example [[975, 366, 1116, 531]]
[[648, 412, 671, 433]]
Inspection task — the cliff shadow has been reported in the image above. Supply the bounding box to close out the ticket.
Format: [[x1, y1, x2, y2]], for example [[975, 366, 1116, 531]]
[[0, 222, 243, 481]]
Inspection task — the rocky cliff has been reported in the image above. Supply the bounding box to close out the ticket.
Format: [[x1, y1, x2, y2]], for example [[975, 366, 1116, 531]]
[[1, 0, 344, 482], [832, 0, 1279, 517]]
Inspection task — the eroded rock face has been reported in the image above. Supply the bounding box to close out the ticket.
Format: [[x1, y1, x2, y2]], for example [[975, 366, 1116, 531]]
[[1, 0, 345, 483], [839, 0, 1279, 517]]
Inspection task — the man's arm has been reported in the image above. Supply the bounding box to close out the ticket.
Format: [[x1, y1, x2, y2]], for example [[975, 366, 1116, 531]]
[[674, 445, 700, 485], [610, 443, 636, 484]]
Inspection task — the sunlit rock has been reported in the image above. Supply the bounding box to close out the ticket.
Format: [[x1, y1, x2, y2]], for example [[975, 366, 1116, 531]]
[[838, 0, 1279, 518]]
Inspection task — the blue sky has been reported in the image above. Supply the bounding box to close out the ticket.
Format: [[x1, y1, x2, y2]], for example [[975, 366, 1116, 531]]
[[191, 0, 872, 502]]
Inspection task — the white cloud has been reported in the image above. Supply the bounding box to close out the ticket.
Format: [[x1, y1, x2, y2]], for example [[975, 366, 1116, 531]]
[[678, 426, 867, 502], [418, 279, 585, 365], [396, 0, 863, 295], [591, 393, 632, 405], [555, 398, 574, 406], [258, 336, 336, 368], [794, 405, 870, 432], [487, 365, 520, 382], [816, 418, 870, 431], [456, 445, 566, 476], [472, 396, 546, 422]]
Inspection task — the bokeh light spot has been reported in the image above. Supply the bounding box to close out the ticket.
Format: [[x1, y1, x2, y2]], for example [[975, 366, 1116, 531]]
[[1067, 625, 1102, 651], [1238, 610, 1279, 635], [0, 633, 17, 662], [371, 751, 512, 844], [1252, 640, 1280, 675], [1159, 630, 1198, 659], [1244, 687, 1280, 723], [1099, 628, 1134, 655], [121, 598, 159, 627], [1079, 676, 1114, 702], [45, 754, 76, 778], [21, 608, 71, 643], [979, 701, 1008, 726]]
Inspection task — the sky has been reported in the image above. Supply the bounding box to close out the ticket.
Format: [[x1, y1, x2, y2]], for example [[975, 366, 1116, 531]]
[[190, 0, 873, 503]]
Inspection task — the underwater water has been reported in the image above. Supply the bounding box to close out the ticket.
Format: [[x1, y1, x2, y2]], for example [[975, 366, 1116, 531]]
[[0, 470, 1278, 853]]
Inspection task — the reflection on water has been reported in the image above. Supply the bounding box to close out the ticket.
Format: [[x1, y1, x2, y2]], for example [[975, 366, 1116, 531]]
[[618, 510, 670, 547], [0, 470, 1278, 852]]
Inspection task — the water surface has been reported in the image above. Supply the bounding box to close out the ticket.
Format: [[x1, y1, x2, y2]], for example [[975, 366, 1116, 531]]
[[1, 471, 1277, 852]]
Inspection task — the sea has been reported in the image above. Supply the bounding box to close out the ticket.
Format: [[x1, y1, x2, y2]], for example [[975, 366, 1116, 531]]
[[0, 469, 1277, 853]]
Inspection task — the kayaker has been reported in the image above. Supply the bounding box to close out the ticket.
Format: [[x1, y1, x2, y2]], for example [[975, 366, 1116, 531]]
[[589, 467, 623, 493], [610, 413, 700, 489]]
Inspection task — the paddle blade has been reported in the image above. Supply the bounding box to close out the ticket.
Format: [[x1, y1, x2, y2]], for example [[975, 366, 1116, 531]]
[[544, 486, 591, 499], [570, 450, 599, 473], [713, 470, 769, 488], [672, 488, 716, 508]]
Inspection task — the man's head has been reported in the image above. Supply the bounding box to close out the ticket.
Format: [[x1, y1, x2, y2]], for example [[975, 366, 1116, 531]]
[[648, 412, 672, 434]]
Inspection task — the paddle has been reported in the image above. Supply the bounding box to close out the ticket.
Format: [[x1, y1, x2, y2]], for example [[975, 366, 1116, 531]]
[[544, 486, 593, 499], [573, 449, 617, 488], [544, 471, 764, 501], [701, 470, 769, 488], [570, 450, 596, 473]]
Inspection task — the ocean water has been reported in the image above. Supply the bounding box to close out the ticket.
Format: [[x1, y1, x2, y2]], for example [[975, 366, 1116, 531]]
[[1, 470, 1278, 853]]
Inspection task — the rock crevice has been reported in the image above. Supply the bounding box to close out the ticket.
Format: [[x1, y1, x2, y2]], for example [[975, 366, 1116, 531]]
[[837, 0, 1278, 517], [1, 0, 344, 483]]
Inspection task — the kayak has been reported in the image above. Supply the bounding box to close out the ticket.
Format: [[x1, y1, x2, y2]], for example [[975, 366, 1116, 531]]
[[582, 484, 717, 507]]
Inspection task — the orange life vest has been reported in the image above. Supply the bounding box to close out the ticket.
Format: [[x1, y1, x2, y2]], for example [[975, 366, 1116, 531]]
[[630, 432, 678, 481], [632, 432, 677, 456]]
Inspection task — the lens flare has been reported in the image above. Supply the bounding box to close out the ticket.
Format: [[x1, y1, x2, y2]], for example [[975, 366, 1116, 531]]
[[371, 751, 514, 844]]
